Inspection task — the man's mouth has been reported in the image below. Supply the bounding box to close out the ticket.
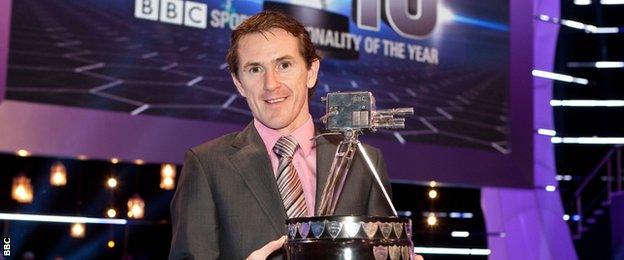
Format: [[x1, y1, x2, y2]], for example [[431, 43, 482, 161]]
[[265, 97, 287, 104]]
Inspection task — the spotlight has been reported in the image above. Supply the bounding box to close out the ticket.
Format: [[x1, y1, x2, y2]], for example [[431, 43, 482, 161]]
[[449, 212, 461, 218], [595, 61, 624, 68], [427, 214, 437, 226], [537, 129, 557, 136], [107, 240, 115, 248], [550, 100, 624, 107], [160, 164, 177, 190], [601, 0, 624, 4], [532, 70, 588, 85], [551, 136, 624, 144], [161, 177, 175, 190], [0, 213, 126, 225], [127, 194, 145, 219], [428, 189, 438, 199], [398, 210, 412, 217], [161, 164, 176, 178], [134, 159, 145, 165], [16, 149, 31, 157], [106, 208, 117, 218], [70, 223, 85, 238], [429, 181, 437, 188], [106, 178, 118, 189], [110, 158, 119, 164], [438, 4, 455, 24], [50, 161, 68, 186], [451, 231, 470, 238], [12, 174, 34, 203]]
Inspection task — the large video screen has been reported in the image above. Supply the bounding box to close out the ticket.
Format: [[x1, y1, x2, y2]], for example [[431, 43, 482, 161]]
[[5, 0, 509, 153], [1, 0, 532, 188]]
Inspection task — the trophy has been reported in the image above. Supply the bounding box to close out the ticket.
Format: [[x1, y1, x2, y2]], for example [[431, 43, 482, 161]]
[[284, 91, 415, 260]]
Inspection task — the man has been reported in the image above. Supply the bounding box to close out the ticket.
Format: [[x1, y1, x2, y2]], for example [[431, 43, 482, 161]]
[[169, 11, 393, 259]]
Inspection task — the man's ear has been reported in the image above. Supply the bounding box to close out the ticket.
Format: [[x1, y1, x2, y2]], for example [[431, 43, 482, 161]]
[[231, 73, 246, 97], [306, 59, 320, 89]]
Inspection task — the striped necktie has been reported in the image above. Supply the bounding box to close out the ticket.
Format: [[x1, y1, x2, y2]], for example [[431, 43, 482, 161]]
[[273, 135, 308, 218]]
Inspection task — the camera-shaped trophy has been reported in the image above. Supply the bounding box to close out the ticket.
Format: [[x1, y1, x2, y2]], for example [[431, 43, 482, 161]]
[[284, 91, 415, 260]]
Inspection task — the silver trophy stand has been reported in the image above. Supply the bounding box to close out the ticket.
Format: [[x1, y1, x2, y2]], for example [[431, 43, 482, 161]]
[[316, 129, 398, 216], [284, 91, 414, 260], [357, 141, 398, 216], [316, 91, 412, 216]]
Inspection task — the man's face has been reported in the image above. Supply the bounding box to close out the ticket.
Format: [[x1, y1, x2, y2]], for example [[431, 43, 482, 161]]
[[232, 28, 319, 134]]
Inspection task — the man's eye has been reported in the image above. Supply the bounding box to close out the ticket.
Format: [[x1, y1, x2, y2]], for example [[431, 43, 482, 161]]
[[249, 66, 262, 73], [278, 62, 291, 70]]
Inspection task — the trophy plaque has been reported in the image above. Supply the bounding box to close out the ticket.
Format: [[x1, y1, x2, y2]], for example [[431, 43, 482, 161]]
[[284, 91, 415, 260]]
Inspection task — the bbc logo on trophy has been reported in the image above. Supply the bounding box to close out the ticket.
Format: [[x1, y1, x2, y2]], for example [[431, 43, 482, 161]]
[[284, 91, 415, 260]]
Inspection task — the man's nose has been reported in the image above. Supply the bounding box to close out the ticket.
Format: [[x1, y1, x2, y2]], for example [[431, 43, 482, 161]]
[[263, 69, 281, 91]]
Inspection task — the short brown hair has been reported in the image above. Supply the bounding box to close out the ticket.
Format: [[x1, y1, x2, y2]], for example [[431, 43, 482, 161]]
[[226, 11, 320, 97]]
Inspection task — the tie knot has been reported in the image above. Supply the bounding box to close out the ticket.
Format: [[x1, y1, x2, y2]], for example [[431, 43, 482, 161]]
[[273, 135, 299, 159]]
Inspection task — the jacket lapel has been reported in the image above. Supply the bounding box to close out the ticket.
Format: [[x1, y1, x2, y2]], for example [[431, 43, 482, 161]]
[[314, 134, 340, 214], [228, 123, 287, 234]]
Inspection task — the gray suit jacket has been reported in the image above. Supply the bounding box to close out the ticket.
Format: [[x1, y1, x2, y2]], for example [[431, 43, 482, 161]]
[[169, 123, 392, 259]]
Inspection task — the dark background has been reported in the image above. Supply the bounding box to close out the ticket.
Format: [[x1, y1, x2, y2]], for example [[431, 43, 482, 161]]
[[1, 152, 487, 259]]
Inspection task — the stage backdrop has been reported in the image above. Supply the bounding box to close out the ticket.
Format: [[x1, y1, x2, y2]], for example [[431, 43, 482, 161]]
[[0, 0, 533, 188]]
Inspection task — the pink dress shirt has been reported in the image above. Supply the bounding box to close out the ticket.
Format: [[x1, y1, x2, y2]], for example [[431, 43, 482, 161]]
[[254, 116, 317, 216]]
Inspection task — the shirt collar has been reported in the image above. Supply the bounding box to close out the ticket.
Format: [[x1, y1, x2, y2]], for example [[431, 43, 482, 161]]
[[254, 115, 315, 157]]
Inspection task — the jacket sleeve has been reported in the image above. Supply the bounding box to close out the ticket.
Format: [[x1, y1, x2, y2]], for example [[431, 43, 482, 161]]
[[169, 149, 220, 260], [366, 148, 394, 216]]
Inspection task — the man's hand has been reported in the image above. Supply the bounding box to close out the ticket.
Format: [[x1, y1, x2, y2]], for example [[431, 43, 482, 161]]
[[245, 236, 287, 260], [414, 253, 424, 260]]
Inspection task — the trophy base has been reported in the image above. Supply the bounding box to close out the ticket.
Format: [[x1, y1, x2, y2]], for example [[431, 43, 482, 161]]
[[285, 215, 414, 260]]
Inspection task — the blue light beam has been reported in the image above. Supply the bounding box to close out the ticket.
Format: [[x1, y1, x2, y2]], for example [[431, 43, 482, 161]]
[[454, 15, 509, 31]]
